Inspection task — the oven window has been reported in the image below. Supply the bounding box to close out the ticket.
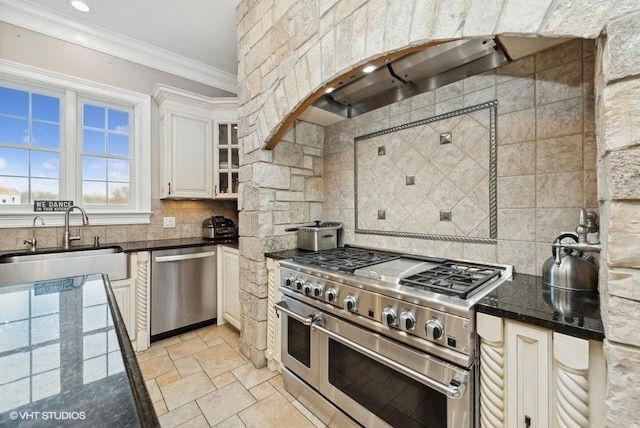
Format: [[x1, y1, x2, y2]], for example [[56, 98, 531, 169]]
[[287, 317, 311, 368], [328, 339, 447, 428]]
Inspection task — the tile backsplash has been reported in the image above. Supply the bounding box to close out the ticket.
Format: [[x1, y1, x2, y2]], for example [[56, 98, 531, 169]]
[[323, 40, 597, 276], [0, 199, 237, 252]]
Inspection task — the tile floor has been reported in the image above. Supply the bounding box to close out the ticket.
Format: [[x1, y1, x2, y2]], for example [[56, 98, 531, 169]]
[[136, 323, 325, 428]]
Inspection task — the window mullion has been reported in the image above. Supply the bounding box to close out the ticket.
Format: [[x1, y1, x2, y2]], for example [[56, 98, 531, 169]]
[[62, 90, 77, 201]]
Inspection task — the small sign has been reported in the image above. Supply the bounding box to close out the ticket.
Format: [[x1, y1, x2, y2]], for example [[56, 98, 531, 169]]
[[34, 200, 74, 212]]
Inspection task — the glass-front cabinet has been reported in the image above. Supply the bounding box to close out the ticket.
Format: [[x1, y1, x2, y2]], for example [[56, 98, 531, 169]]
[[215, 122, 239, 197], [152, 84, 238, 200]]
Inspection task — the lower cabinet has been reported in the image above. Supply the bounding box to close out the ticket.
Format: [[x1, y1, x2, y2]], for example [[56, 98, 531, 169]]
[[477, 313, 605, 428], [217, 245, 240, 330]]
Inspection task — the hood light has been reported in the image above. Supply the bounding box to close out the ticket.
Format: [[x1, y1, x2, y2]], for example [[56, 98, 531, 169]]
[[363, 65, 376, 73], [325, 87, 334, 94], [70, 1, 91, 12]]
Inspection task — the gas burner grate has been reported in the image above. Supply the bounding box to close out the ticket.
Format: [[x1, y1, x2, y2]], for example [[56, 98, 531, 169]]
[[401, 261, 501, 299], [293, 247, 400, 272]]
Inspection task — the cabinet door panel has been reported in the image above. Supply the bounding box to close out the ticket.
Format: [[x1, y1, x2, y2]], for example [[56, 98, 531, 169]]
[[506, 321, 551, 427], [169, 113, 213, 197]]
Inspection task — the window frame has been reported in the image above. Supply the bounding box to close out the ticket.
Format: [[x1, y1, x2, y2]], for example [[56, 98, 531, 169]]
[[0, 59, 151, 228]]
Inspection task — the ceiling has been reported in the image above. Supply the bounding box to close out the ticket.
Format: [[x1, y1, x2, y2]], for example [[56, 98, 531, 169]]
[[0, 0, 241, 93]]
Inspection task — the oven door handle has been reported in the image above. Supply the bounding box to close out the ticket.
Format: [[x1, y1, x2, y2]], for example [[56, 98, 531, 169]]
[[274, 301, 323, 326], [312, 323, 465, 399]]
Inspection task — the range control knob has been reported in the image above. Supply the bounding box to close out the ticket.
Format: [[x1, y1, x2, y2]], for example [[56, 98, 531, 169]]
[[343, 295, 358, 312], [294, 279, 304, 291], [325, 288, 338, 303], [302, 282, 313, 295], [381, 307, 397, 326], [425, 319, 444, 340], [285, 276, 296, 287], [312, 283, 324, 297], [399, 311, 416, 331]]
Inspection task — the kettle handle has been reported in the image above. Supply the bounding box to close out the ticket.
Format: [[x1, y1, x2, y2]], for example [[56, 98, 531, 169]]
[[551, 233, 583, 259]]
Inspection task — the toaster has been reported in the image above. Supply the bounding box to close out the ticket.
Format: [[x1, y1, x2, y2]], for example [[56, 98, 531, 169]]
[[202, 216, 236, 239]]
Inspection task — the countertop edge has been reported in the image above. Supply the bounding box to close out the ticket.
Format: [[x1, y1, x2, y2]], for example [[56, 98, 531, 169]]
[[102, 274, 160, 427]]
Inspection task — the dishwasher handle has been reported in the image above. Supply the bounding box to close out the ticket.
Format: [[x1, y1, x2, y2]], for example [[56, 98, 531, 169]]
[[154, 250, 217, 263]]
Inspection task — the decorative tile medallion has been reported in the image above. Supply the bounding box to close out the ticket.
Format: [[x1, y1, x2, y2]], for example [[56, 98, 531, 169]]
[[354, 101, 497, 243]]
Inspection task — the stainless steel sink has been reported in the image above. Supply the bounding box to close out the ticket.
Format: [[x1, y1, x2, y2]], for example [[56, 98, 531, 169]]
[[0, 246, 129, 285]]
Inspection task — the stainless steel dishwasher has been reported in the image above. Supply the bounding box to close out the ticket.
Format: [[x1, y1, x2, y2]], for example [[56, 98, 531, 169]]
[[151, 245, 217, 338]]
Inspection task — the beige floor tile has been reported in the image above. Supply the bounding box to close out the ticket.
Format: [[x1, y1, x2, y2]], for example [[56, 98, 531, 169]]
[[231, 363, 277, 390], [197, 381, 256, 426], [137, 346, 168, 363], [238, 392, 315, 428], [173, 355, 204, 378], [196, 324, 224, 342], [145, 379, 163, 403], [204, 337, 226, 347], [249, 381, 276, 401], [158, 402, 203, 428], [292, 400, 326, 428], [214, 414, 246, 428], [153, 399, 168, 417], [176, 414, 210, 428], [232, 347, 249, 363], [161, 371, 216, 411], [166, 337, 209, 360], [178, 331, 200, 341], [268, 375, 295, 402], [156, 370, 181, 387], [212, 371, 237, 389], [150, 336, 182, 350], [194, 343, 246, 378], [140, 354, 177, 380]]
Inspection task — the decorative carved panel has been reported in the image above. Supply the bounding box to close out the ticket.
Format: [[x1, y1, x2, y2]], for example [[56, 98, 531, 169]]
[[355, 101, 497, 243]]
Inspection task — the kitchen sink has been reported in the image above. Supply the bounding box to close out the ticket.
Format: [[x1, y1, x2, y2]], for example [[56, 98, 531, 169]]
[[0, 246, 129, 286]]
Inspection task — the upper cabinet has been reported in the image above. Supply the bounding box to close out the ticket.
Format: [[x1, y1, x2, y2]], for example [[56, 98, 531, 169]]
[[152, 84, 238, 199]]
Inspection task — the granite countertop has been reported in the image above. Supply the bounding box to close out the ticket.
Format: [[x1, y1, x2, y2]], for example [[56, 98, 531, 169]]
[[0, 274, 158, 426], [477, 273, 604, 341], [0, 237, 238, 259], [264, 248, 311, 260]]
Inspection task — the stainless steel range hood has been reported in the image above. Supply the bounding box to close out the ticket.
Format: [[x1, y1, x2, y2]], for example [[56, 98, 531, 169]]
[[313, 38, 510, 119]]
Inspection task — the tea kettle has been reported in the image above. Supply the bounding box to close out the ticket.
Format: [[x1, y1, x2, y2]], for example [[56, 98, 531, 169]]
[[542, 209, 601, 291]]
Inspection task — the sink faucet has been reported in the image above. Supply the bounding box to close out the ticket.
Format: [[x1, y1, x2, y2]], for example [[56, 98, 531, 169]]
[[24, 215, 45, 252], [63, 205, 89, 249]]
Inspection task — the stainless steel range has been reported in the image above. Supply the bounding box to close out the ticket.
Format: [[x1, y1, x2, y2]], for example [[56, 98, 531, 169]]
[[275, 246, 512, 428]]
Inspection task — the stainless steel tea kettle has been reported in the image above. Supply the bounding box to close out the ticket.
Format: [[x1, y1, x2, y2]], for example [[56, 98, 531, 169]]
[[542, 209, 601, 291]]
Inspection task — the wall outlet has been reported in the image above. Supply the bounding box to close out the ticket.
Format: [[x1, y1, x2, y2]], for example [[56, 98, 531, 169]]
[[163, 217, 175, 228]]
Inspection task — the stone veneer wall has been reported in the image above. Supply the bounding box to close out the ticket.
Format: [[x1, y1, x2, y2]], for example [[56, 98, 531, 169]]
[[324, 40, 596, 276], [236, 0, 640, 423], [0, 199, 237, 251]]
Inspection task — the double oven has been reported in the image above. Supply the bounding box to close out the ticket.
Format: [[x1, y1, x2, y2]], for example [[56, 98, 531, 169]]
[[275, 247, 511, 427]]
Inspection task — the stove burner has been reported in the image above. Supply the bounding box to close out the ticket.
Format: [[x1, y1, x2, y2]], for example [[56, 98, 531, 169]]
[[293, 247, 400, 272], [401, 261, 501, 298]]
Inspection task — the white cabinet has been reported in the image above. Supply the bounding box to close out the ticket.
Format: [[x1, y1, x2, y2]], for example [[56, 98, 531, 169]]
[[152, 84, 237, 199], [477, 313, 606, 428], [217, 245, 240, 330], [215, 122, 239, 198]]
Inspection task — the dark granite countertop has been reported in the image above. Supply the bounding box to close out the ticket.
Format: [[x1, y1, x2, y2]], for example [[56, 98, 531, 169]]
[[264, 248, 311, 260], [477, 273, 604, 341], [0, 274, 158, 427], [0, 237, 238, 259]]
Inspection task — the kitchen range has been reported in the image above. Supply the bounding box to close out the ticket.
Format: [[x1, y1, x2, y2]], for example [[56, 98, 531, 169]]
[[275, 246, 513, 427]]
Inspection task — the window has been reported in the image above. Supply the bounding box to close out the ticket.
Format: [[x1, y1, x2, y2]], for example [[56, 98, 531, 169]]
[[0, 60, 151, 227]]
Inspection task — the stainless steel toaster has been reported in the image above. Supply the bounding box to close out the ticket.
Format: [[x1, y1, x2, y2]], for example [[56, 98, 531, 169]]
[[202, 216, 236, 239]]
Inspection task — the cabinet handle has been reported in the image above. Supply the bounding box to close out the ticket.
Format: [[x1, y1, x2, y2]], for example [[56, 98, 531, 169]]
[[168, 182, 171, 195], [215, 185, 217, 196], [525, 416, 531, 427]]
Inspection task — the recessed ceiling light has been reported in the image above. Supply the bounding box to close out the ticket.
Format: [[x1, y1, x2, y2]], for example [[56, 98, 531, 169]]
[[70, 0, 91, 13], [363, 65, 376, 73]]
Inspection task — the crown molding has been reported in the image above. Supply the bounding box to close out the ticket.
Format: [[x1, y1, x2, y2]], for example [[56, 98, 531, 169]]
[[0, 0, 238, 94]]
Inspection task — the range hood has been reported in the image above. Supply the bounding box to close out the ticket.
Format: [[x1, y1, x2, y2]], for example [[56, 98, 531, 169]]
[[312, 38, 510, 119]]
